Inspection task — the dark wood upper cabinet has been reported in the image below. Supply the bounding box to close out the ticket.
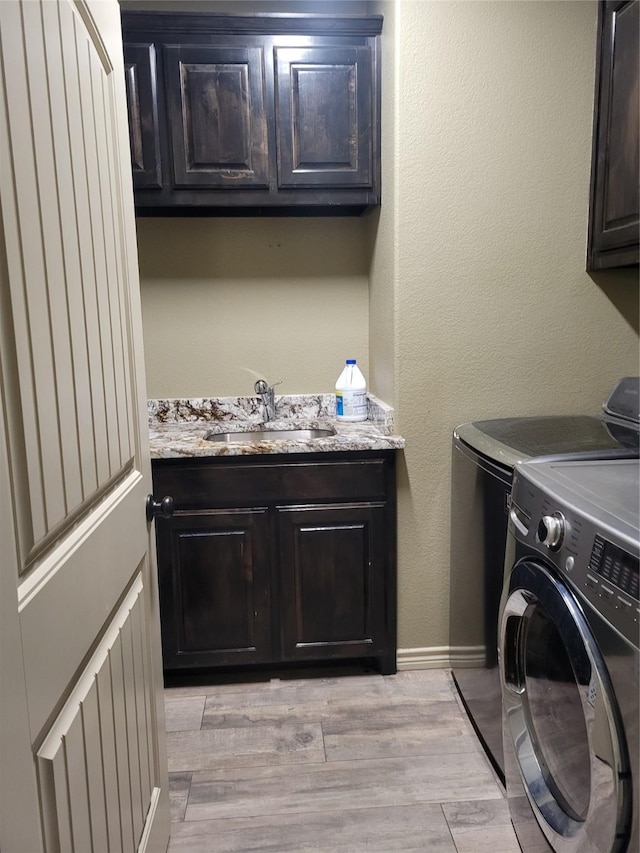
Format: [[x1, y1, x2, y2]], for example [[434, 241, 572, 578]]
[[275, 46, 373, 189], [123, 43, 162, 189], [588, 0, 639, 270], [164, 45, 269, 190], [120, 12, 382, 215]]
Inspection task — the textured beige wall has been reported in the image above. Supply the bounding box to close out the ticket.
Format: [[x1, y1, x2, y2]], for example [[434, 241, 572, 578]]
[[132, 0, 374, 399], [137, 218, 370, 397], [367, 0, 397, 408], [385, 0, 639, 652], [132, 0, 639, 655]]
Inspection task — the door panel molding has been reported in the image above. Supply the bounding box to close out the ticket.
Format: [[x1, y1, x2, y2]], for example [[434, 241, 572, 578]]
[[0, 0, 140, 566], [18, 471, 147, 741], [37, 576, 156, 853]]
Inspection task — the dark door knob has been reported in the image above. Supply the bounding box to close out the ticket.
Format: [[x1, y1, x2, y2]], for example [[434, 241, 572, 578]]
[[146, 494, 174, 522]]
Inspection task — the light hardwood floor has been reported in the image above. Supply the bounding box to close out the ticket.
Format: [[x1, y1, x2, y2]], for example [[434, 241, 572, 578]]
[[164, 668, 521, 852]]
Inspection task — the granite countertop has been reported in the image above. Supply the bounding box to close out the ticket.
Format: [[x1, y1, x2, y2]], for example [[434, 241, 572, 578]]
[[149, 393, 405, 459]]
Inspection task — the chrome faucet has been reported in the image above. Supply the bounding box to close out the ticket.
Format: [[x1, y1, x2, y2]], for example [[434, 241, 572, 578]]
[[254, 379, 281, 422]]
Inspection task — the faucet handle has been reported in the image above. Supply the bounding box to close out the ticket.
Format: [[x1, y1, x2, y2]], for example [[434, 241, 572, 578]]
[[254, 379, 282, 394]]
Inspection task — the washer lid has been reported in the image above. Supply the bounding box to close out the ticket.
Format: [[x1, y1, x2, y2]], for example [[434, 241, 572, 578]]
[[455, 415, 638, 468]]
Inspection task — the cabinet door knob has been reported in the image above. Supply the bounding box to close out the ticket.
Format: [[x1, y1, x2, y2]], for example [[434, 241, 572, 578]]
[[146, 494, 175, 522]]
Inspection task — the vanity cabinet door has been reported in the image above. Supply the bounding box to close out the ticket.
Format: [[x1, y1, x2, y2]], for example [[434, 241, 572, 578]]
[[164, 45, 269, 191], [123, 43, 163, 189], [277, 502, 388, 665], [155, 507, 272, 670], [274, 46, 374, 190], [588, 0, 639, 269]]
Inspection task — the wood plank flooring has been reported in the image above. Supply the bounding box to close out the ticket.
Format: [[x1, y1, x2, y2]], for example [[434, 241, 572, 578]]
[[165, 668, 521, 852]]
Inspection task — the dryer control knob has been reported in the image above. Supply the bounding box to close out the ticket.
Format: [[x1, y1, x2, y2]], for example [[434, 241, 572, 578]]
[[538, 513, 565, 550]]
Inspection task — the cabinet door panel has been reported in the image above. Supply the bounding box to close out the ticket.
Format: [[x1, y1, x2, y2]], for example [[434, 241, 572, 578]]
[[275, 46, 373, 188], [165, 45, 269, 189], [123, 43, 162, 189], [156, 508, 271, 669], [588, 0, 639, 268], [278, 503, 386, 661]]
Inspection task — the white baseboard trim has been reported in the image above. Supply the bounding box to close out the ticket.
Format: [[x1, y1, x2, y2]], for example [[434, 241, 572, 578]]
[[397, 645, 486, 670]]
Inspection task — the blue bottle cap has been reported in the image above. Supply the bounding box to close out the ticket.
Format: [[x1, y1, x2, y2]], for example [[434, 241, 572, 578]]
[[346, 359, 356, 364]]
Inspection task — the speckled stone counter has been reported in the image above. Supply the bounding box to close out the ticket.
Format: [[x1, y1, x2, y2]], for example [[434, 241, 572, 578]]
[[149, 393, 405, 458]]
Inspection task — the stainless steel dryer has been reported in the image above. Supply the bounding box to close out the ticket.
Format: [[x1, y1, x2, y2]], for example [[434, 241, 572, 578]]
[[500, 455, 639, 852], [450, 377, 639, 782]]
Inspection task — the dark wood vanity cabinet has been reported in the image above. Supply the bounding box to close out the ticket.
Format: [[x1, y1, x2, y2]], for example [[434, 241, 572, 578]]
[[154, 507, 273, 670], [120, 12, 382, 214], [152, 452, 397, 675], [587, 0, 639, 270], [277, 502, 387, 664]]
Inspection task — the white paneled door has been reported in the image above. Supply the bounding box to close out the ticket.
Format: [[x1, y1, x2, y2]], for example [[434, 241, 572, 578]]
[[0, 1, 170, 851]]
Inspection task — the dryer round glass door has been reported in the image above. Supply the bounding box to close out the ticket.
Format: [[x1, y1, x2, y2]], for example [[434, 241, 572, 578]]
[[499, 559, 631, 853]]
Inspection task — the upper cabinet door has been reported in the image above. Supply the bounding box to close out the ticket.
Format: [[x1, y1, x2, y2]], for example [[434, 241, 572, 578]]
[[588, 0, 639, 270], [275, 46, 373, 189], [123, 43, 162, 189], [164, 45, 269, 190]]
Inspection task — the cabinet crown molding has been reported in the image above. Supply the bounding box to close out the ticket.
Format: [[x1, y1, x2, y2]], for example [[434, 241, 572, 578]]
[[121, 11, 384, 38]]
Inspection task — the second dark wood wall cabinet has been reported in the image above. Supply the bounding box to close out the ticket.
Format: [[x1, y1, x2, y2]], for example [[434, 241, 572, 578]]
[[587, 0, 639, 269], [152, 452, 397, 676], [121, 12, 382, 215]]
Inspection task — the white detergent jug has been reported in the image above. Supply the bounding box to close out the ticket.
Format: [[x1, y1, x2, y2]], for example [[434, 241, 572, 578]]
[[335, 359, 367, 422]]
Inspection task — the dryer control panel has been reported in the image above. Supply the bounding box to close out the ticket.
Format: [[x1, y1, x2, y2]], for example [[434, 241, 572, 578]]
[[589, 536, 639, 600], [509, 457, 640, 647]]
